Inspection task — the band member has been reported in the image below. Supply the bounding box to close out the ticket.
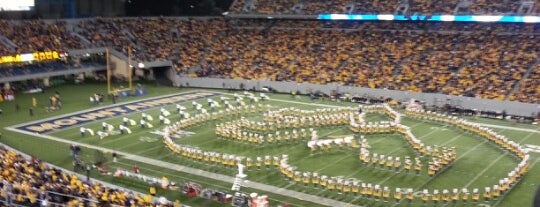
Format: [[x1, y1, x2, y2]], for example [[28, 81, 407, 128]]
[[492, 185, 500, 200], [311, 173, 319, 188], [404, 156, 412, 174], [432, 189, 440, 204], [382, 186, 390, 202], [119, 124, 126, 134], [483, 187, 491, 202], [461, 188, 469, 203], [394, 188, 402, 204], [472, 188, 480, 203], [256, 157, 262, 170], [102, 122, 108, 131], [406, 188, 413, 204], [373, 185, 382, 201], [303, 172, 310, 187], [123, 117, 129, 126], [421, 189, 429, 204], [386, 156, 393, 171], [246, 158, 253, 170], [264, 156, 271, 169], [140, 119, 146, 128], [80, 127, 86, 137], [452, 188, 460, 204], [414, 158, 422, 176], [442, 189, 450, 205], [394, 157, 401, 173]]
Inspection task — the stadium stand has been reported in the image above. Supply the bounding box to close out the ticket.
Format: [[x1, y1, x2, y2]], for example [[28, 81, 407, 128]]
[[228, 0, 539, 15], [0, 18, 538, 103], [0, 20, 83, 56], [0, 145, 175, 207], [509, 64, 540, 103], [77, 17, 225, 73], [254, 0, 301, 14]]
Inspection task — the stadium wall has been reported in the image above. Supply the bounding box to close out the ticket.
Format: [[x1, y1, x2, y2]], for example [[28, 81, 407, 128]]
[[174, 77, 540, 117]]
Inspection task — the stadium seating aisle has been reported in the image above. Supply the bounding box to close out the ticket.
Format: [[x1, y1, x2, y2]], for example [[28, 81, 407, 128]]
[[302, 0, 351, 14], [509, 64, 540, 103], [77, 18, 139, 59], [467, 0, 519, 15], [0, 146, 174, 207], [354, 0, 397, 14], [409, 0, 458, 15], [254, 0, 301, 14]]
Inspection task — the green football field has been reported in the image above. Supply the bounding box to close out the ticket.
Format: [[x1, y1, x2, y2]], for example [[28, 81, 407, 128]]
[[0, 83, 539, 207]]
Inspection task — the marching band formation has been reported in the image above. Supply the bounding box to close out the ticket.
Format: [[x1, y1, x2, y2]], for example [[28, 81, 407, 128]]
[[79, 93, 528, 205]]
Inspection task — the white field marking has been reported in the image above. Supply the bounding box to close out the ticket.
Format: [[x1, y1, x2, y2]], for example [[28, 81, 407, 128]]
[[463, 152, 509, 188], [10, 90, 214, 134], [252, 128, 346, 182], [462, 131, 536, 188], [413, 139, 489, 190], [218, 91, 539, 134], [518, 131, 538, 144], [492, 158, 540, 207], [113, 161, 311, 207], [98, 105, 220, 146], [6, 128, 361, 207], [288, 119, 429, 183], [376, 132, 465, 186], [410, 128, 508, 189], [524, 145, 540, 153], [478, 123, 540, 134]]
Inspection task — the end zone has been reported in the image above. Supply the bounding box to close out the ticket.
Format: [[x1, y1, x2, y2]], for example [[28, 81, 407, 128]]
[[7, 91, 218, 134]]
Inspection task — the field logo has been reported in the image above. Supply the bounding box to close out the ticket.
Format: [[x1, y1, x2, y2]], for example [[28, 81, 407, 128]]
[[150, 129, 195, 139], [429, 126, 449, 131], [139, 136, 159, 143], [13, 91, 217, 134]]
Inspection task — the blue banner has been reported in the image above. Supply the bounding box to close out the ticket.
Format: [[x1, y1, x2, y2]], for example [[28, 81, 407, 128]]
[[317, 14, 540, 23]]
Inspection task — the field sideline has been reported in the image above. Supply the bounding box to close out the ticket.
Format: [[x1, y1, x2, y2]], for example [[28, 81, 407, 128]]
[[1, 83, 539, 207]]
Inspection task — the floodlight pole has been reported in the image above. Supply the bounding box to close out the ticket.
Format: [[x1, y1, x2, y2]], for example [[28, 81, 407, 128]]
[[128, 46, 133, 93], [106, 48, 111, 94]]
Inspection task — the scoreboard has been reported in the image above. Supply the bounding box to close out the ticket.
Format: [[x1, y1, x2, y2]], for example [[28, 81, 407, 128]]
[[0, 51, 65, 64], [0, 0, 35, 11]]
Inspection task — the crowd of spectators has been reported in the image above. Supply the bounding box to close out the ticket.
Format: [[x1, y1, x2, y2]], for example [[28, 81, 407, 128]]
[[77, 17, 225, 73], [509, 64, 540, 103], [0, 146, 175, 207], [0, 17, 538, 103], [197, 20, 539, 103], [0, 20, 83, 56], [302, 0, 351, 14], [228, 0, 536, 15], [253, 0, 301, 14]]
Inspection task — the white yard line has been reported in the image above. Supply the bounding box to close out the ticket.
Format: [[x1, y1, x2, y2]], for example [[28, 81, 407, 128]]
[[477, 123, 540, 134], [463, 152, 508, 188], [114, 161, 310, 207], [464, 131, 536, 188], [376, 132, 466, 186], [413, 139, 489, 190], [492, 158, 540, 207], [6, 127, 362, 207]]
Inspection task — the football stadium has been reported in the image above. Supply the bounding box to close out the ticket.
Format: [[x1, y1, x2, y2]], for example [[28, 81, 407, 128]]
[[0, 0, 539, 207]]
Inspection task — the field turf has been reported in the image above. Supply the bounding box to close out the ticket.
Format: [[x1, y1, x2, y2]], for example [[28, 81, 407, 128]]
[[0, 83, 539, 207]]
